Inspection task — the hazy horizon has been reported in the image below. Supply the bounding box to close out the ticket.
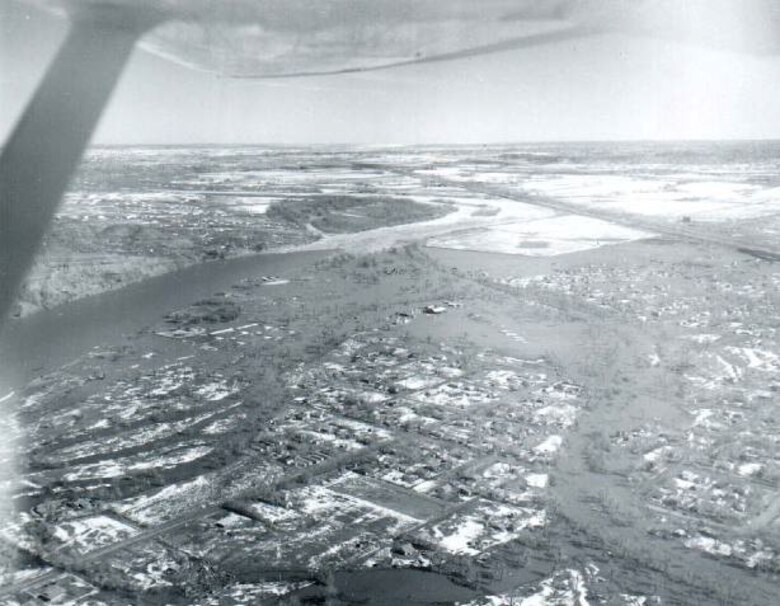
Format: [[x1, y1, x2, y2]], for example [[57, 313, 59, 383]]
[[5, 1, 780, 146], [83, 137, 780, 145]]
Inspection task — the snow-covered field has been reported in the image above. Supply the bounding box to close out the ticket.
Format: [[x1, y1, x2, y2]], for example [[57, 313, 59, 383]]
[[290, 479, 423, 536], [195, 580, 314, 605], [61, 443, 213, 482], [114, 474, 218, 525], [417, 160, 780, 224], [523, 175, 780, 223], [52, 515, 138, 555], [463, 564, 657, 606], [428, 214, 651, 257], [419, 500, 545, 557]]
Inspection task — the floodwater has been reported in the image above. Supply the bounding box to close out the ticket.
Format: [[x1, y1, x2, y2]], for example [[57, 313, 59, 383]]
[[0, 250, 331, 388], [294, 568, 478, 604]]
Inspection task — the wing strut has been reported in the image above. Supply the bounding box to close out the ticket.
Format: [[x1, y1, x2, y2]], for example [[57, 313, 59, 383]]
[[0, 6, 161, 329]]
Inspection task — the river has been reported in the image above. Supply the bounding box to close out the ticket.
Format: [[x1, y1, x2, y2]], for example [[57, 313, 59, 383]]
[[0, 250, 331, 389]]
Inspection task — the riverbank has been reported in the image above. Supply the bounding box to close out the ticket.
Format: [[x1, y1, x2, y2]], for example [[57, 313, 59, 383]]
[[1, 250, 332, 388]]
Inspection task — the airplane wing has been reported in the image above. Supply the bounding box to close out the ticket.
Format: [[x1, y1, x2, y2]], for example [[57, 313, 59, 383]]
[[566, 0, 780, 56], [31, 1, 587, 78], [27, 0, 780, 80], [134, 0, 780, 77], [0, 0, 588, 326]]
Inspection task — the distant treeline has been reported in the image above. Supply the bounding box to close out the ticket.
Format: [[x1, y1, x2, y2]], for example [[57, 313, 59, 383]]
[[267, 195, 451, 234]]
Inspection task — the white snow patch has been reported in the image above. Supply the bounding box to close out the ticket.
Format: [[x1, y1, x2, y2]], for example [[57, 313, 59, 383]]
[[196, 380, 238, 402], [526, 473, 549, 489], [428, 215, 650, 257], [725, 347, 780, 372], [52, 515, 137, 554], [396, 375, 441, 391], [533, 404, 579, 428], [534, 435, 563, 455], [685, 535, 733, 557], [63, 445, 213, 481], [114, 474, 214, 525], [524, 174, 780, 222], [737, 462, 763, 477], [437, 518, 484, 556], [691, 409, 714, 427], [687, 334, 721, 344]]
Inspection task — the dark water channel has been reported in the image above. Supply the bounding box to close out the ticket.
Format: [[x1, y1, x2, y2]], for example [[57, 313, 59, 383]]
[[0, 250, 330, 388]]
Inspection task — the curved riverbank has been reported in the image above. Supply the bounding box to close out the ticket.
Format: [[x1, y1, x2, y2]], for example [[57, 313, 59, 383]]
[[0, 249, 332, 387]]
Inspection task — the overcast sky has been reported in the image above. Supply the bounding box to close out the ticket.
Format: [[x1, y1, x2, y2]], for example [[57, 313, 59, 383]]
[[3, 1, 780, 145]]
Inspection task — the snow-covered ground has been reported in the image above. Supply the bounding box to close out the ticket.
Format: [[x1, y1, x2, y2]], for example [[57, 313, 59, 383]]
[[291, 481, 422, 535], [195, 580, 314, 605], [523, 175, 780, 222], [417, 164, 780, 223], [61, 443, 213, 482], [534, 435, 563, 456], [291, 185, 653, 258], [114, 474, 217, 525], [420, 500, 545, 557], [287, 195, 522, 254], [428, 215, 651, 257], [52, 515, 138, 555], [0, 390, 18, 583], [462, 565, 656, 606]]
